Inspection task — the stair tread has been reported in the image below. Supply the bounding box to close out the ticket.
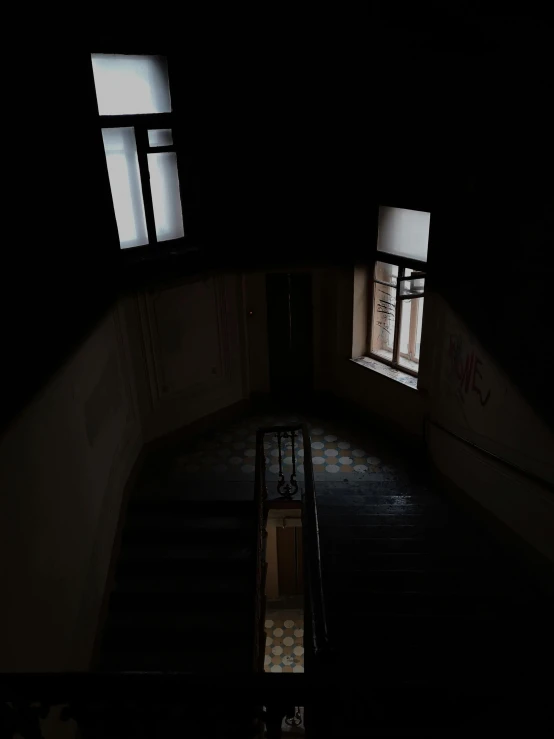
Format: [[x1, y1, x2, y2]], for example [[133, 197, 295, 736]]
[[114, 573, 252, 594], [117, 546, 253, 562], [106, 609, 253, 629]]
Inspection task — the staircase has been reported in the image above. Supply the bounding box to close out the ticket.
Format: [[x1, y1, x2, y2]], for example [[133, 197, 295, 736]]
[[97, 498, 258, 674], [313, 479, 554, 735]]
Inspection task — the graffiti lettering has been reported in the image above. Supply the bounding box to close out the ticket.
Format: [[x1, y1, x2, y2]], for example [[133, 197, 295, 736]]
[[447, 335, 491, 407]]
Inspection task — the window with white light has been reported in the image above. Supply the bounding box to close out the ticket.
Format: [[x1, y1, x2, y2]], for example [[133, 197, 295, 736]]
[[91, 53, 184, 249], [368, 206, 430, 377]]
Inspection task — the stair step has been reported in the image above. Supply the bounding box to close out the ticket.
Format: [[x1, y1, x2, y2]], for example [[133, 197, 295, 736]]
[[102, 622, 252, 653], [114, 572, 252, 595], [325, 591, 527, 617], [117, 545, 252, 566], [126, 499, 256, 518], [324, 551, 503, 570], [319, 524, 494, 544], [324, 536, 499, 555], [122, 520, 252, 551], [105, 608, 254, 632], [98, 647, 252, 674], [324, 569, 525, 595]]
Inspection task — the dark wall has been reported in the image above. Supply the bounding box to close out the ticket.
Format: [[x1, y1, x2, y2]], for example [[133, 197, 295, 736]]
[[373, 21, 552, 428], [2, 52, 120, 432], [4, 22, 550, 432]]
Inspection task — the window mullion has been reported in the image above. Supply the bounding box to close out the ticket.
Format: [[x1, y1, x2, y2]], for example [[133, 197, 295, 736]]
[[134, 125, 158, 245], [409, 299, 419, 360], [392, 267, 403, 365]]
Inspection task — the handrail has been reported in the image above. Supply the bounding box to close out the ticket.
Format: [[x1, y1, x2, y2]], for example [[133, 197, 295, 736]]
[[425, 417, 554, 493], [254, 423, 329, 659], [300, 423, 330, 657], [253, 428, 268, 673]]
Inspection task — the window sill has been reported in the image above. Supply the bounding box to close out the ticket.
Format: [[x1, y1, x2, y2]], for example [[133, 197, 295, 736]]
[[350, 356, 418, 390]]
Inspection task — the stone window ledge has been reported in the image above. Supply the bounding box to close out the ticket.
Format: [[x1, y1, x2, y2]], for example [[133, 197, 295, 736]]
[[351, 356, 418, 390]]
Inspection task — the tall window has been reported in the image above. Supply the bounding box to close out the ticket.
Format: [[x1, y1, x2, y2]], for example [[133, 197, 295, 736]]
[[91, 54, 184, 249], [368, 206, 431, 377]]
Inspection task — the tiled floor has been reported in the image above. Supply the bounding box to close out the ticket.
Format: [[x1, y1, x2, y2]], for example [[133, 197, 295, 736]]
[[264, 610, 304, 673], [166, 412, 409, 494]]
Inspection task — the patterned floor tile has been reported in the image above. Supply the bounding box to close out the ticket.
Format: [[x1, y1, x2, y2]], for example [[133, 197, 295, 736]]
[[264, 611, 304, 673], [164, 411, 409, 491]]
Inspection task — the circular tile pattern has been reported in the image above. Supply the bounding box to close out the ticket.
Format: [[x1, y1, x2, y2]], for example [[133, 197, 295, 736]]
[[324, 434, 338, 442], [367, 456, 381, 465], [354, 464, 368, 472], [270, 449, 280, 457], [311, 441, 324, 449], [312, 456, 325, 465], [229, 457, 243, 465], [338, 441, 351, 449], [324, 449, 338, 457], [241, 464, 255, 473], [283, 457, 293, 465], [339, 456, 353, 465], [273, 628, 283, 637], [298, 464, 305, 473], [264, 655, 271, 666], [244, 449, 256, 457], [272, 646, 283, 655], [352, 449, 366, 457], [293, 665, 304, 673], [265, 620, 274, 628], [326, 464, 340, 473], [284, 620, 295, 628], [271, 665, 283, 673], [294, 628, 304, 637], [269, 464, 280, 474], [298, 449, 305, 457], [283, 637, 294, 647], [266, 637, 273, 646], [293, 646, 304, 656]]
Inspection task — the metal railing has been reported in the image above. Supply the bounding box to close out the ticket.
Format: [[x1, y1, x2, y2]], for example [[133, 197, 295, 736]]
[[254, 424, 329, 659]]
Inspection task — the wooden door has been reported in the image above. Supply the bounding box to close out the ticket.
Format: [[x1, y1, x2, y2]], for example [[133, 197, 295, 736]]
[[277, 526, 304, 596]]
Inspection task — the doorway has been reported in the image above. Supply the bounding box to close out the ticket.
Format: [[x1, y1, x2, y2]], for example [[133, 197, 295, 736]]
[[265, 273, 314, 406]]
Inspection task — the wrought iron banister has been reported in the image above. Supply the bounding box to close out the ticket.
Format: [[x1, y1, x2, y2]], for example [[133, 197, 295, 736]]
[[253, 427, 269, 674], [254, 423, 329, 659], [299, 423, 329, 658]]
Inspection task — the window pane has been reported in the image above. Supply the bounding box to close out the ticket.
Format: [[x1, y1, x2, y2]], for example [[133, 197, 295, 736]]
[[371, 281, 396, 363], [148, 129, 173, 147], [374, 261, 398, 286], [400, 299, 411, 356], [147, 153, 185, 242], [377, 206, 431, 262], [91, 54, 171, 115], [101, 128, 148, 249], [398, 297, 424, 372], [415, 296, 424, 360], [400, 270, 425, 296]]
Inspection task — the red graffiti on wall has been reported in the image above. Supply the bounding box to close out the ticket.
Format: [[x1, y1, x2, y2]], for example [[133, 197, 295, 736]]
[[447, 335, 491, 407]]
